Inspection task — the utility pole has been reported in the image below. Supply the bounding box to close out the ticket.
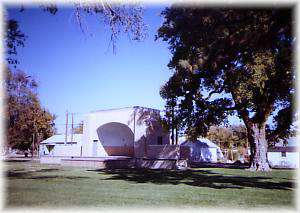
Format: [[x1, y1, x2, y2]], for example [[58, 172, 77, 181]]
[[32, 113, 37, 158], [71, 113, 74, 143], [65, 111, 68, 145]]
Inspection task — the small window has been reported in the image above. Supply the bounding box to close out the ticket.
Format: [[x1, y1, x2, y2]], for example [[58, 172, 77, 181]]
[[157, 136, 163, 145], [93, 140, 98, 143], [281, 152, 286, 157]]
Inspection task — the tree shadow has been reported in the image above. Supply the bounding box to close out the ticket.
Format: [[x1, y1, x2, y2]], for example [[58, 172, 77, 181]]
[[34, 168, 61, 172], [88, 168, 295, 190], [26, 175, 89, 180], [6, 170, 89, 180], [190, 162, 249, 169], [5, 160, 30, 162]]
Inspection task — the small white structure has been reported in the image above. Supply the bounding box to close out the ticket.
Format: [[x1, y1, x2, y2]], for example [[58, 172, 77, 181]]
[[268, 146, 299, 169], [40, 134, 83, 157], [267, 137, 299, 169], [180, 138, 224, 163]]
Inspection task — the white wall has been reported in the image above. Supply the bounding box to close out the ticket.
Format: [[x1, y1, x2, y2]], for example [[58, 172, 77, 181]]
[[268, 152, 299, 168], [40, 144, 82, 157], [190, 147, 218, 163], [82, 108, 135, 157], [53, 145, 82, 157]]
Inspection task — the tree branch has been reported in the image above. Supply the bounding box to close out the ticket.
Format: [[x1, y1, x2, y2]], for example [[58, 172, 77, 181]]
[[204, 86, 224, 100], [220, 106, 240, 111]]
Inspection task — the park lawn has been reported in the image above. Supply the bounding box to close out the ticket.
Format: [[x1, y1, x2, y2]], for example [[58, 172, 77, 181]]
[[3, 160, 297, 209]]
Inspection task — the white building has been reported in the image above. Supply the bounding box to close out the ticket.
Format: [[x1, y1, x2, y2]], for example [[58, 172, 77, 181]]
[[82, 106, 170, 157], [40, 134, 82, 157], [180, 138, 224, 163], [267, 137, 299, 169], [40, 106, 169, 159]]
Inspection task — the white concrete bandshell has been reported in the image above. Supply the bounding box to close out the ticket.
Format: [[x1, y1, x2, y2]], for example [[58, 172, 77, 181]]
[[97, 122, 134, 156], [40, 106, 170, 159], [82, 106, 169, 157]]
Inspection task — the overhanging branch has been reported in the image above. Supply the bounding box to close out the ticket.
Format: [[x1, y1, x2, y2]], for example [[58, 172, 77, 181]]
[[220, 106, 240, 111], [204, 86, 224, 101]]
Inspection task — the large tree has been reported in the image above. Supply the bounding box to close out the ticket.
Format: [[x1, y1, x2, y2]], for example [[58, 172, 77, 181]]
[[5, 68, 56, 154], [157, 6, 295, 171]]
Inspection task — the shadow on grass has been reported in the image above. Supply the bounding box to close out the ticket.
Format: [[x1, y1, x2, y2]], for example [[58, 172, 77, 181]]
[[5, 160, 30, 162], [34, 168, 61, 173], [6, 170, 89, 180], [189, 162, 249, 168], [88, 168, 295, 190]]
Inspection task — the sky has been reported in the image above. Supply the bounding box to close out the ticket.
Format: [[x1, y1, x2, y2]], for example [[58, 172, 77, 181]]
[[6, 4, 242, 134]]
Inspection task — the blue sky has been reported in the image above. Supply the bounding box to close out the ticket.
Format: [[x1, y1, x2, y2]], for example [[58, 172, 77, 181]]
[[6, 5, 242, 134]]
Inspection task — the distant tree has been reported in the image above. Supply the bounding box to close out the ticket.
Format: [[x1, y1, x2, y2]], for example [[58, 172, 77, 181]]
[[231, 125, 248, 148], [207, 125, 248, 161], [157, 7, 295, 171], [5, 67, 56, 154], [207, 126, 231, 150], [73, 121, 84, 134]]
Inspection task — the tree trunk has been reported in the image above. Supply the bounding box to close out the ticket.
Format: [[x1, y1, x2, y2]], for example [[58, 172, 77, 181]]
[[31, 133, 35, 158], [171, 126, 174, 145], [247, 122, 271, 171], [175, 126, 178, 145]]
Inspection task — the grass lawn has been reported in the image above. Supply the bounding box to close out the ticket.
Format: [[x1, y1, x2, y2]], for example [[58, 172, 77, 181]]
[[3, 160, 297, 209]]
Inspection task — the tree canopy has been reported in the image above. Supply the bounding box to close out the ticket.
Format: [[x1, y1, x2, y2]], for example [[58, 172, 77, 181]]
[[157, 6, 295, 171], [73, 121, 84, 134], [5, 68, 56, 152]]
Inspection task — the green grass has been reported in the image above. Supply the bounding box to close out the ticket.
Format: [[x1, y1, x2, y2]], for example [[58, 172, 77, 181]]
[[4, 160, 297, 209]]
